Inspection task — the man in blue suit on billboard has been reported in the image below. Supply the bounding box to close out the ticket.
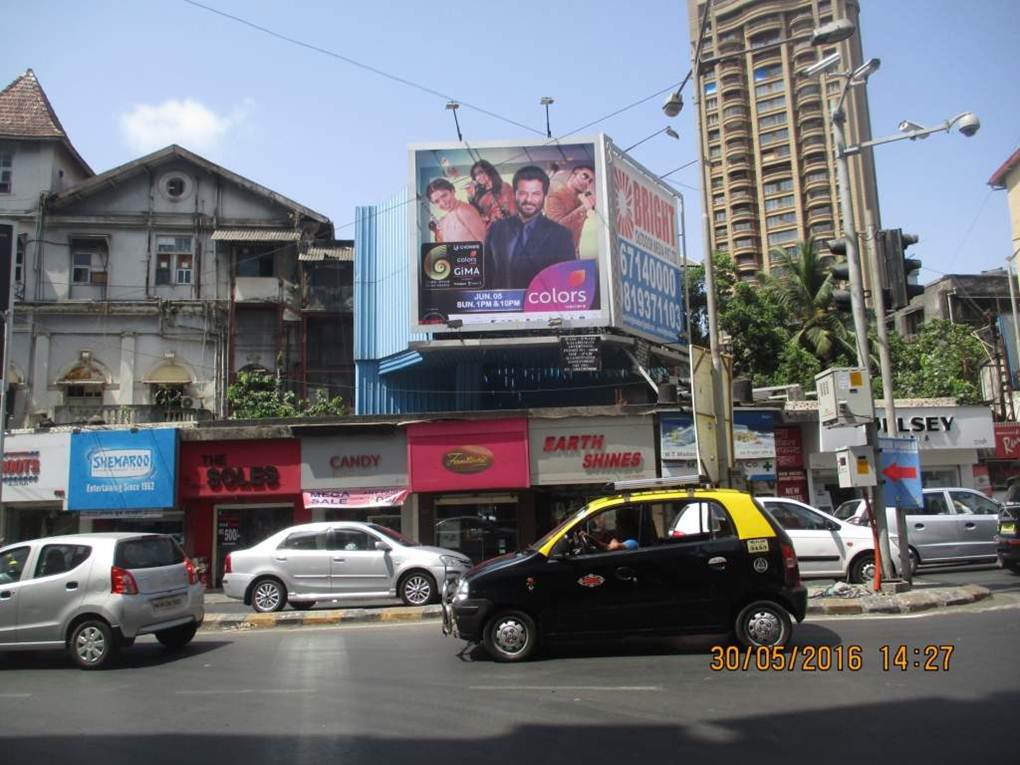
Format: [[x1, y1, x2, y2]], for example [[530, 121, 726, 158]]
[[483, 165, 576, 289]]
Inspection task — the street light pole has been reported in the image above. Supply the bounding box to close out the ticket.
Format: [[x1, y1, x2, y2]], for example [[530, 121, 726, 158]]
[[831, 100, 898, 583]]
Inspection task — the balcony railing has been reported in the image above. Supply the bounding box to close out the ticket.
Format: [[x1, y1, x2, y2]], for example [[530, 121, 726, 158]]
[[53, 405, 213, 426]]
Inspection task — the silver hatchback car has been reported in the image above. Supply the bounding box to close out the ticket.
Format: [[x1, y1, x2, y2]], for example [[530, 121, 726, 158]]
[[222, 521, 472, 612], [0, 533, 205, 669]]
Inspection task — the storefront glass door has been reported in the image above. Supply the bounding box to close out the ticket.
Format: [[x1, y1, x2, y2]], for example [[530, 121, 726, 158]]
[[214, 505, 293, 586], [435, 500, 518, 563]]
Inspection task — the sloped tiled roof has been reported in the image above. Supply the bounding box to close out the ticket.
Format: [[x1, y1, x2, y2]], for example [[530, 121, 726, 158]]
[[0, 69, 68, 139], [989, 147, 1020, 189], [0, 69, 92, 174]]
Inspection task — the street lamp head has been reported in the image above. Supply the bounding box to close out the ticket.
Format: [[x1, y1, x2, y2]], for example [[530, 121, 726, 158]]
[[850, 58, 880, 85], [898, 120, 929, 139], [799, 52, 842, 78], [665, 126, 680, 140], [662, 89, 684, 118], [445, 101, 460, 111], [811, 18, 856, 46], [952, 112, 981, 137], [540, 96, 554, 106]]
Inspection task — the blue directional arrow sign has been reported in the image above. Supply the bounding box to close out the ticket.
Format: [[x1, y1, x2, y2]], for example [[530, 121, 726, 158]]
[[879, 436, 922, 510]]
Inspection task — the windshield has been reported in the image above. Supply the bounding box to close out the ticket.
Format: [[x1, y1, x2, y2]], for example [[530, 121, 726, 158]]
[[1007, 482, 1020, 504], [369, 524, 419, 547], [833, 500, 861, 520], [529, 505, 591, 553]]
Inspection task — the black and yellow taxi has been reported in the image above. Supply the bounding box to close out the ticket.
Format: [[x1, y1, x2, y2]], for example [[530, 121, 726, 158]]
[[442, 478, 807, 662]]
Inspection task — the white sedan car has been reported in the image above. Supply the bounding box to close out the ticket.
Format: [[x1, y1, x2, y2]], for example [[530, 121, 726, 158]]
[[758, 497, 899, 583]]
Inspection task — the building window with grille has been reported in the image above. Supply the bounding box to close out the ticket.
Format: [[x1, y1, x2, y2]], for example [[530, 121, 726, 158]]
[[757, 95, 786, 112], [0, 151, 12, 194], [758, 112, 788, 130], [760, 128, 789, 145], [767, 229, 799, 246], [763, 179, 793, 195], [64, 384, 103, 408], [766, 212, 798, 227], [70, 239, 108, 286], [156, 236, 193, 285], [765, 194, 794, 211]]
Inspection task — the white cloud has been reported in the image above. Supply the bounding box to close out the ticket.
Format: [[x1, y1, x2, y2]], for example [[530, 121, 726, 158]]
[[119, 98, 252, 154]]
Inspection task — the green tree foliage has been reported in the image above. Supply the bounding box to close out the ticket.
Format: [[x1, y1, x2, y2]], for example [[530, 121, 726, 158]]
[[767, 240, 857, 364], [888, 320, 987, 404], [227, 369, 346, 419], [718, 279, 790, 386], [685, 252, 737, 347]]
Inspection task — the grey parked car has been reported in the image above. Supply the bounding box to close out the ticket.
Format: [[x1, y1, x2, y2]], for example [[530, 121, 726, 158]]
[[221, 521, 472, 612], [833, 487, 1001, 570], [0, 533, 205, 669]]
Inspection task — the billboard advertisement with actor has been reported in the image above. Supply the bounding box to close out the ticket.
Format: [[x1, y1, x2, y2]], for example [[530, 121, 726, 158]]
[[411, 138, 609, 332]]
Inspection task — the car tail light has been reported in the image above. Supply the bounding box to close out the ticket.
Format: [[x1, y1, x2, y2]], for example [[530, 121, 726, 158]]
[[111, 566, 139, 595], [224, 553, 232, 574], [185, 558, 198, 585], [780, 542, 800, 586]]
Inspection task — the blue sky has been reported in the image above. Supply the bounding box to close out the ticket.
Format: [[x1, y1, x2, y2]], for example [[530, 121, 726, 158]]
[[7, 0, 1018, 280]]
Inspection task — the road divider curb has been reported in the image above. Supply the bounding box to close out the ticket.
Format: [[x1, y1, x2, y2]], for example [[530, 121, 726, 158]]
[[199, 586, 992, 633], [200, 604, 444, 632], [806, 585, 991, 616]]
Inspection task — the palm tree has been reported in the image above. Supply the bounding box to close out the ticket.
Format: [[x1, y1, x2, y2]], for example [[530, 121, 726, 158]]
[[766, 238, 857, 364]]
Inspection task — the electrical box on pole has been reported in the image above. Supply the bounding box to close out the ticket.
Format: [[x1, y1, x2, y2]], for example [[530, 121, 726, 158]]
[[815, 367, 874, 427], [836, 445, 877, 488]]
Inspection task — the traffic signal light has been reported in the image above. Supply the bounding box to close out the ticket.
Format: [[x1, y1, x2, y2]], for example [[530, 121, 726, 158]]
[[881, 229, 923, 310], [826, 237, 853, 309]]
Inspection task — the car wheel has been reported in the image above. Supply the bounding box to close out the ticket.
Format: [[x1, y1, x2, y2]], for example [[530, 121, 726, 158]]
[[69, 619, 118, 670], [290, 601, 315, 611], [155, 622, 198, 651], [251, 578, 287, 613], [399, 571, 437, 606], [909, 548, 920, 576], [848, 553, 876, 584], [734, 601, 792, 649], [483, 610, 538, 662]]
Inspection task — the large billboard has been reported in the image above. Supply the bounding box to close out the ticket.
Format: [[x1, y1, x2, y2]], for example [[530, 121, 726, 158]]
[[409, 135, 686, 347], [605, 143, 685, 345], [411, 139, 609, 332]]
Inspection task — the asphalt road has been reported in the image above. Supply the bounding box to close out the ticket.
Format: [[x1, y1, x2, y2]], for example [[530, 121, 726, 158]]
[[1, 600, 1017, 764], [202, 562, 1020, 614]]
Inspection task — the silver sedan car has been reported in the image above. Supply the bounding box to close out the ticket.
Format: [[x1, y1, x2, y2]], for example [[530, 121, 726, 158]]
[[0, 533, 205, 669], [222, 521, 472, 612]]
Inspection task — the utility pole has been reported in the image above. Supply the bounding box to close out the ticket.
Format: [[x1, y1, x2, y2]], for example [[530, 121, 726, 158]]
[[865, 213, 912, 584], [832, 107, 897, 583]]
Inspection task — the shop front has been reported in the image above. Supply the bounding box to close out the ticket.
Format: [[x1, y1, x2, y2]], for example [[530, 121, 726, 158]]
[[1, 431, 74, 542], [67, 428, 181, 543], [407, 418, 530, 561], [985, 423, 1020, 500], [179, 438, 304, 586], [808, 404, 995, 513], [530, 415, 656, 536], [300, 428, 410, 533]]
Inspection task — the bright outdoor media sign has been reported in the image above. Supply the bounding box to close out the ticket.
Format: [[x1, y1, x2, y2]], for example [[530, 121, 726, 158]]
[[410, 138, 609, 332], [68, 428, 178, 511], [607, 144, 685, 345]]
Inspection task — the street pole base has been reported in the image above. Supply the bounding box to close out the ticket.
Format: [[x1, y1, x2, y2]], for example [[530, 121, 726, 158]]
[[880, 579, 911, 594]]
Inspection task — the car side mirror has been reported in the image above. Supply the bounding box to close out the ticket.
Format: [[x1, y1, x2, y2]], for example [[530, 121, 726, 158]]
[[374, 541, 391, 552]]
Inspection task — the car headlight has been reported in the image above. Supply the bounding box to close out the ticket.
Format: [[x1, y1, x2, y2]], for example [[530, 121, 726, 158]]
[[454, 578, 470, 602], [441, 554, 469, 569]]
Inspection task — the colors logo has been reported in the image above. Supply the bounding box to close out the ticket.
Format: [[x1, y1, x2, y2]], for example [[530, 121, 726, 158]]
[[523, 260, 598, 312]]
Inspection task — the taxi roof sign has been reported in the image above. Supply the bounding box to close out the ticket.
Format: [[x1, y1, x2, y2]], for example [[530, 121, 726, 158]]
[[603, 475, 709, 493]]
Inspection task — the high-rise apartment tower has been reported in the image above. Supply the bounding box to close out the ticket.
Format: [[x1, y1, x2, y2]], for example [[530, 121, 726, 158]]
[[687, 0, 881, 277]]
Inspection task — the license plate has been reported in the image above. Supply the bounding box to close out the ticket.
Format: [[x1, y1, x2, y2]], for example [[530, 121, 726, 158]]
[[151, 595, 185, 611], [1000, 522, 1016, 535]]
